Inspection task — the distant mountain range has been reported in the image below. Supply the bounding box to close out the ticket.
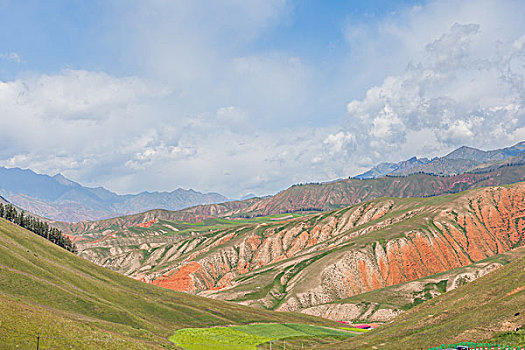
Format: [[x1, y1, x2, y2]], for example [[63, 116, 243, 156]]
[[59, 160, 525, 236], [4, 141, 525, 223], [0, 167, 227, 222], [355, 141, 525, 179]]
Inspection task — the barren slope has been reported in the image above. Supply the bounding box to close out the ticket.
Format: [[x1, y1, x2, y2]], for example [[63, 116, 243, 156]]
[[75, 183, 525, 322], [319, 252, 525, 349]]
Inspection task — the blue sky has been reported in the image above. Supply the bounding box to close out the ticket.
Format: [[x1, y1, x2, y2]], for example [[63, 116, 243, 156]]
[[0, 1, 422, 75], [0, 0, 524, 198]]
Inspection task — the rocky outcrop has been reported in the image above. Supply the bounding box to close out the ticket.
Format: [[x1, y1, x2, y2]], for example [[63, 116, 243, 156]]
[[147, 200, 402, 293], [298, 256, 510, 322]]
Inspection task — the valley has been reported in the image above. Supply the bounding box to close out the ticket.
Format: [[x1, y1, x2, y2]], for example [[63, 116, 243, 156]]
[[2, 3, 525, 348], [2, 149, 525, 349], [0, 218, 350, 349], [68, 181, 525, 326]]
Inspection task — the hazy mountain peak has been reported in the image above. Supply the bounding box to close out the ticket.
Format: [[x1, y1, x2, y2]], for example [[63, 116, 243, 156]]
[[444, 145, 486, 160], [0, 167, 228, 222], [356, 141, 525, 178], [52, 173, 80, 187]]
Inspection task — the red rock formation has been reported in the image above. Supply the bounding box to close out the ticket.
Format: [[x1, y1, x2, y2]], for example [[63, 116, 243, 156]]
[[151, 262, 204, 292], [136, 219, 157, 228]]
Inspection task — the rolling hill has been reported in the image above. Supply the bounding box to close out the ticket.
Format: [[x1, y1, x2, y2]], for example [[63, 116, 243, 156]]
[[68, 182, 525, 324], [58, 162, 525, 236], [0, 217, 344, 349], [319, 250, 525, 349], [0, 167, 227, 221]]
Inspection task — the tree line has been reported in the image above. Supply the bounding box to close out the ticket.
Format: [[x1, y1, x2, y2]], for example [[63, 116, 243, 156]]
[[0, 203, 77, 253]]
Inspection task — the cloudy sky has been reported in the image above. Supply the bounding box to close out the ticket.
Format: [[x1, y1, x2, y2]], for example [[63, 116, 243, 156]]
[[0, 0, 524, 198]]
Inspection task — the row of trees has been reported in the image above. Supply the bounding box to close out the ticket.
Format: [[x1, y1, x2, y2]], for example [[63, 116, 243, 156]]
[[0, 203, 77, 253]]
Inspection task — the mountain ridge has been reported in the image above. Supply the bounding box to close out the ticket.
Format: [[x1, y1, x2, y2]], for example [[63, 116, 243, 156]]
[[0, 166, 228, 222], [56, 162, 525, 236], [356, 141, 525, 179]]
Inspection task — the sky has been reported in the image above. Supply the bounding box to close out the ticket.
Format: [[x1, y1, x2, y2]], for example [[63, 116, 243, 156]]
[[0, 0, 524, 198]]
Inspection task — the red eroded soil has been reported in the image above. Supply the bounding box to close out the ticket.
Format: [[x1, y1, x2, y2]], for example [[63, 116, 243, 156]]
[[152, 262, 203, 292], [146, 184, 525, 303], [90, 232, 117, 244], [136, 219, 157, 228]]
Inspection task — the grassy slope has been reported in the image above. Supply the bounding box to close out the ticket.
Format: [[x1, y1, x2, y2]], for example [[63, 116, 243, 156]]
[[0, 219, 343, 349], [321, 254, 525, 349]]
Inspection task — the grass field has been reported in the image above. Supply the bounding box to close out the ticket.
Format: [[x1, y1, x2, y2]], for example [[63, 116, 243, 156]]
[[169, 323, 357, 350], [0, 218, 348, 349], [104, 213, 311, 238]]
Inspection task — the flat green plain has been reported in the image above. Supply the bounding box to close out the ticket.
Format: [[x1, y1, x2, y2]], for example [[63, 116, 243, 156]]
[[169, 323, 357, 350]]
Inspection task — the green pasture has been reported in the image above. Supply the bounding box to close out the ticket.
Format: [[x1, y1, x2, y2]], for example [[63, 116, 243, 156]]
[[169, 323, 357, 349]]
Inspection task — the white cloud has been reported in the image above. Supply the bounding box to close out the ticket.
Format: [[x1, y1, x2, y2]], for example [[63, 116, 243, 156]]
[[323, 131, 355, 154], [329, 1, 525, 172], [0, 69, 169, 177], [0, 70, 168, 119], [1, 0, 525, 198], [0, 52, 21, 63], [0, 67, 335, 197]]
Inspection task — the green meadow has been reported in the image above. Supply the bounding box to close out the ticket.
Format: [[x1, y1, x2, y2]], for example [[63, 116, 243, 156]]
[[169, 323, 357, 350]]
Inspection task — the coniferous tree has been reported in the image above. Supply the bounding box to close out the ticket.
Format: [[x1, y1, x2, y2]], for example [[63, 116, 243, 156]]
[[0, 203, 76, 253]]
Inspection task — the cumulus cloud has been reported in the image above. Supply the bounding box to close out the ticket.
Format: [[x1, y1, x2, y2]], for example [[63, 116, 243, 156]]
[[0, 69, 170, 177], [323, 131, 355, 154], [329, 1, 525, 172]]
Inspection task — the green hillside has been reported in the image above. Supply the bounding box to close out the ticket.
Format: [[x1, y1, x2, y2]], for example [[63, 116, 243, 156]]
[[58, 163, 525, 235], [0, 218, 342, 349], [321, 253, 525, 349]]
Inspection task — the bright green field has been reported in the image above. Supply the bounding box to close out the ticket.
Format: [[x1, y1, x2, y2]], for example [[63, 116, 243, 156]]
[[169, 323, 357, 350], [128, 213, 310, 237]]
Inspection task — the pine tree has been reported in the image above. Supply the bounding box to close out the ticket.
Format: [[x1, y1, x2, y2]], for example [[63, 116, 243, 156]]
[[0, 203, 77, 253]]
